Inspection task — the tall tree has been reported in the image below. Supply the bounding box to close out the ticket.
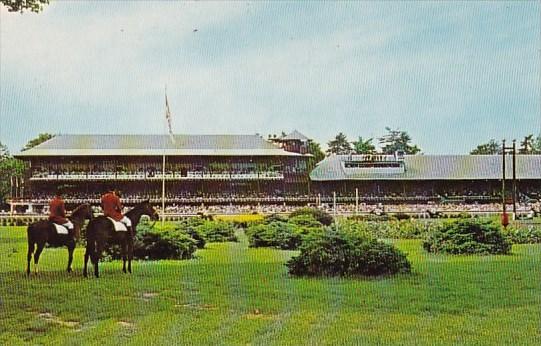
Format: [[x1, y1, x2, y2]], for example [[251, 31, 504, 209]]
[[0, 142, 9, 160], [307, 139, 325, 166], [0, 142, 26, 204], [326, 132, 352, 155], [352, 137, 376, 155], [1, 0, 49, 13], [378, 127, 421, 155], [519, 134, 535, 154], [532, 133, 541, 154], [470, 139, 501, 155], [22, 133, 54, 151]]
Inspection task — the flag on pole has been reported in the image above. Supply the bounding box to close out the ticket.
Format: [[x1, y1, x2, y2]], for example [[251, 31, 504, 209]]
[[165, 92, 175, 144]]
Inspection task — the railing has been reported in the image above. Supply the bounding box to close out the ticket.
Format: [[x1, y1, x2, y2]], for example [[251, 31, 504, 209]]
[[29, 171, 285, 181]]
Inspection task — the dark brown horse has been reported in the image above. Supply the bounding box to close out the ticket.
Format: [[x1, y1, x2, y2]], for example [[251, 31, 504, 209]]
[[26, 204, 93, 275], [83, 200, 159, 278]]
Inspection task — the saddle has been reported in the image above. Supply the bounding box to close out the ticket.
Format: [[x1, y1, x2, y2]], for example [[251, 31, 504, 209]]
[[107, 217, 128, 232], [52, 223, 69, 235]]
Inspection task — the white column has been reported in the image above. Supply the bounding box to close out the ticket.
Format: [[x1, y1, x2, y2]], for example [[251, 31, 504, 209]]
[[333, 191, 337, 218], [355, 188, 359, 215]]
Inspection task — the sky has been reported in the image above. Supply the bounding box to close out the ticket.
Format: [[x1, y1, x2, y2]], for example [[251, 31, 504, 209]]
[[1, 1, 540, 154]]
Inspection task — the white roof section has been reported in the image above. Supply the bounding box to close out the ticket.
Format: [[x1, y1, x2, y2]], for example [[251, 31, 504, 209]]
[[310, 154, 541, 181]]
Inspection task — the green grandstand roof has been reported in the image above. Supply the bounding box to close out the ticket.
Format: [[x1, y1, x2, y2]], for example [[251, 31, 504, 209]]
[[310, 154, 541, 181], [15, 134, 307, 157], [281, 130, 310, 142]]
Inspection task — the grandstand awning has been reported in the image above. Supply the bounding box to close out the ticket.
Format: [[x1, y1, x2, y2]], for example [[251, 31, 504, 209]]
[[310, 154, 541, 181], [15, 134, 308, 157]]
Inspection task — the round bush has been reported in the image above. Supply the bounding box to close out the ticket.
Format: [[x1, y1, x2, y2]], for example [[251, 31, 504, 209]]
[[246, 214, 325, 249], [288, 214, 323, 228], [423, 219, 511, 255], [287, 228, 411, 277], [502, 224, 541, 244], [246, 221, 302, 249], [171, 219, 206, 248], [262, 213, 288, 224], [195, 220, 238, 242], [134, 228, 197, 259], [105, 226, 197, 260], [289, 208, 333, 226]]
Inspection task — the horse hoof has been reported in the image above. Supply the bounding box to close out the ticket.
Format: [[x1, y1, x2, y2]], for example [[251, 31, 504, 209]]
[[67, 268, 72, 273]]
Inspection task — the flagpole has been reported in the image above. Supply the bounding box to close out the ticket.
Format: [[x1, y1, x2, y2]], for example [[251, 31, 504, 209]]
[[162, 86, 167, 226]]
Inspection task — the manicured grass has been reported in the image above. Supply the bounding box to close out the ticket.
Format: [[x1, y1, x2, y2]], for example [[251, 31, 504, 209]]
[[1, 226, 540, 345]]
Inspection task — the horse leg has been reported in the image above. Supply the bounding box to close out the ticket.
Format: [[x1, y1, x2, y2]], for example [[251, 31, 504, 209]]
[[127, 236, 134, 274], [66, 240, 75, 273], [33, 242, 45, 274], [93, 241, 103, 278], [121, 238, 128, 274], [83, 237, 94, 278], [27, 241, 35, 276], [83, 252, 89, 277]]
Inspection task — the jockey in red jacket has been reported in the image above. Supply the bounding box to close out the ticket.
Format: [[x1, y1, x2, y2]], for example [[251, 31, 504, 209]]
[[49, 188, 74, 231], [101, 189, 132, 233]]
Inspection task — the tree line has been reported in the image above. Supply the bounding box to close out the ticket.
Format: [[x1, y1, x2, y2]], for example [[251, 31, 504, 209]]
[[1, 0, 49, 13], [470, 135, 541, 155], [0, 133, 53, 204]]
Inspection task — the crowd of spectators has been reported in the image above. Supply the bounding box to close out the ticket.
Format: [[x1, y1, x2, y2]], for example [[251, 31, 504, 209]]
[[6, 197, 540, 218], [30, 167, 287, 180]]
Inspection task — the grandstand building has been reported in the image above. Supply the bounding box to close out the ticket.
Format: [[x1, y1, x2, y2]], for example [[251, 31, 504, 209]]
[[10, 133, 541, 212], [13, 133, 312, 209], [310, 153, 541, 204]]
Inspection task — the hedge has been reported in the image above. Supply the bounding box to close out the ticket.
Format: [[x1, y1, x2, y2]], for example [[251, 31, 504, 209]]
[[423, 219, 511, 255], [105, 225, 197, 260], [287, 228, 411, 277], [289, 208, 333, 226], [246, 214, 324, 249]]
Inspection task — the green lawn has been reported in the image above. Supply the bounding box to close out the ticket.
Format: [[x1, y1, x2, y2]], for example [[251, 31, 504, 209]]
[[1, 226, 540, 345]]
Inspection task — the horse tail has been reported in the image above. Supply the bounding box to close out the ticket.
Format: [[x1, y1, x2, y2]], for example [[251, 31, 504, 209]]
[[85, 224, 97, 265]]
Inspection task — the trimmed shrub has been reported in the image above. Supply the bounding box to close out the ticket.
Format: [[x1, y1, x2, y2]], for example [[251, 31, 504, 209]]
[[287, 228, 411, 277], [172, 218, 207, 248], [180, 226, 206, 249], [261, 213, 288, 224], [423, 219, 511, 255], [246, 215, 325, 249], [195, 220, 238, 242], [133, 228, 197, 260], [245, 221, 301, 249], [289, 208, 333, 226], [288, 214, 323, 228], [105, 226, 197, 260], [503, 224, 541, 244]]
